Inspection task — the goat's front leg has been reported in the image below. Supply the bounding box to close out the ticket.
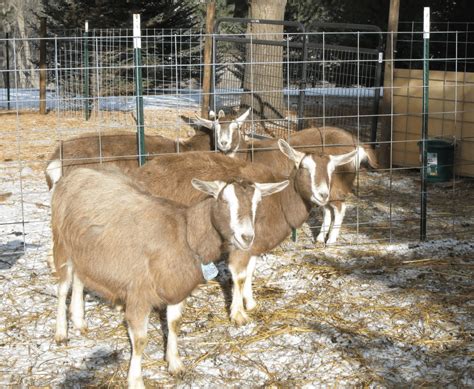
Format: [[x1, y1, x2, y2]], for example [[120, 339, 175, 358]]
[[70, 273, 86, 333], [242, 255, 258, 311], [228, 251, 252, 326], [55, 260, 73, 344], [326, 201, 346, 245], [126, 304, 151, 389], [165, 301, 185, 375], [316, 205, 332, 243]]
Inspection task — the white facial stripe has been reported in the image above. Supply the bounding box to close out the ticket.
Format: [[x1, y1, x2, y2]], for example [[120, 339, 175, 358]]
[[251, 188, 262, 223], [218, 122, 236, 151], [223, 184, 254, 248], [327, 159, 337, 183], [215, 121, 222, 139], [302, 156, 318, 194], [302, 156, 330, 204], [223, 184, 239, 231]]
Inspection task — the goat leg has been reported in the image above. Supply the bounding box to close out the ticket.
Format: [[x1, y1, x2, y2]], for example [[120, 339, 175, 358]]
[[242, 255, 258, 311], [316, 205, 332, 244], [228, 251, 252, 326], [165, 301, 186, 375], [326, 201, 346, 245], [69, 273, 87, 333], [55, 260, 73, 344], [126, 305, 150, 389]]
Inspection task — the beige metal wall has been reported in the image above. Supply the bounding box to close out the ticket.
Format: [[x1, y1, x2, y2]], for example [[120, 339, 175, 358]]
[[391, 68, 474, 177]]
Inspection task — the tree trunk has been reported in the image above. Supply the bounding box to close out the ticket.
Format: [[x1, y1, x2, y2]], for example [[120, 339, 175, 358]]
[[16, 0, 36, 87], [241, 0, 287, 133]]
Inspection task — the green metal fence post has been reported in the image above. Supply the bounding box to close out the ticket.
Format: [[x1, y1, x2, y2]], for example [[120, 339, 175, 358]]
[[83, 21, 90, 120], [133, 14, 146, 166], [420, 7, 430, 241]]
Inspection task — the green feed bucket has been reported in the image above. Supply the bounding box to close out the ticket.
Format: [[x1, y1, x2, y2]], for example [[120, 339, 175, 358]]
[[418, 138, 455, 182]]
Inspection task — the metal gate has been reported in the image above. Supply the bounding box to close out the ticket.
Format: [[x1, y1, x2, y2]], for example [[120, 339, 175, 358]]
[[212, 20, 383, 142], [303, 22, 384, 143], [212, 18, 307, 137]]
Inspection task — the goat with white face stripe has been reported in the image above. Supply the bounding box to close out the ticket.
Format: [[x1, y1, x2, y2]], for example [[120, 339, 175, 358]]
[[196, 178, 283, 251], [52, 167, 288, 386], [194, 108, 251, 156], [278, 139, 362, 245]]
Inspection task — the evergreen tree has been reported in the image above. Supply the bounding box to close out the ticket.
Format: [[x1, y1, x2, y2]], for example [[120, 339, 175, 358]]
[[42, 0, 200, 31], [41, 0, 203, 96]]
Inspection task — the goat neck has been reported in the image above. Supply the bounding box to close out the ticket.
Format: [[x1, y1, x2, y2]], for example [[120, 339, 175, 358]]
[[185, 198, 224, 264], [279, 168, 313, 229]]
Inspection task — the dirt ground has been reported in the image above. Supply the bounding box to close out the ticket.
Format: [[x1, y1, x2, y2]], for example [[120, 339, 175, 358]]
[[1, 110, 473, 387]]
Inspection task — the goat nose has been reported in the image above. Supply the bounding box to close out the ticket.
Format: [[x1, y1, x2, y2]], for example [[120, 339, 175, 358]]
[[241, 233, 254, 246], [220, 140, 228, 148]]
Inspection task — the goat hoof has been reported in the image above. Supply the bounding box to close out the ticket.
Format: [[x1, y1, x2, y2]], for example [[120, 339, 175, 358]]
[[74, 326, 88, 336], [55, 334, 68, 345], [244, 298, 257, 311], [168, 358, 185, 377], [314, 240, 326, 248], [231, 310, 250, 326], [128, 378, 145, 389], [71, 317, 87, 332]]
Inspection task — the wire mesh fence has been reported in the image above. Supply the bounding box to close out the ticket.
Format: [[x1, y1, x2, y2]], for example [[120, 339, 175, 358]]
[[1, 23, 474, 253], [1, 20, 473, 388]]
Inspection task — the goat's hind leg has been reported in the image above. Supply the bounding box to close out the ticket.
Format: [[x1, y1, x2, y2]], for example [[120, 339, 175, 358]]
[[55, 259, 73, 344], [126, 304, 151, 389], [69, 273, 87, 333], [165, 301, 185, 376]]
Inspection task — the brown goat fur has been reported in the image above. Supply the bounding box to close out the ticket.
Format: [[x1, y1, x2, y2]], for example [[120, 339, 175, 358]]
[[130, 152, 306, 256], [52, 168, 220, 307], [219, 126, 378, 244], [126, 151, 318, 325], [45, 129, 214, 190], [237, 126, 377, 175]]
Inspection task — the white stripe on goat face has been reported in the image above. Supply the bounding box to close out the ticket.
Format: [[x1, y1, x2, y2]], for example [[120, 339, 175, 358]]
[[222, 184, 258, 250], [217, 122, 237, 153], [301, 155, 331, 206]]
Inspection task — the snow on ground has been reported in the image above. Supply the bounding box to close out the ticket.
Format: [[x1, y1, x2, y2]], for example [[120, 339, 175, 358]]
[[1, 165, 472, 387]]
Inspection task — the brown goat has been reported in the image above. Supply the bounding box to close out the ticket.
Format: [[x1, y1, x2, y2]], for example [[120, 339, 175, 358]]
[[44, 129, 213, 190], [210, 124, 378, 244], [52, 167, 287, 387], [45, 110, 253, 191]]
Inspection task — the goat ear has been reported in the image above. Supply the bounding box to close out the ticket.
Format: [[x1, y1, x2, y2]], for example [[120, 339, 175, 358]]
[[191, 178, 226, 199], [193, 114, 214, 130], [235, 108, 251, 126], [278, 139, 305, 168], [330, 149, 359, 167], [254, 180, 289, 197], [209, 110, 216, 119], [218, 110, 225, 119]]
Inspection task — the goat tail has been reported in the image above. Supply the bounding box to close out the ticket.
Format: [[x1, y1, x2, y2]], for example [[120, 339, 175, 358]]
[[356, 145, 379, 170], [45, 159, 63, 191]]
